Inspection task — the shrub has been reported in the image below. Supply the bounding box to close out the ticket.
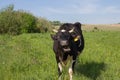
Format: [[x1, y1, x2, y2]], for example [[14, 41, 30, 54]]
[[94, 27, 98, 30], [15, 10, 37, 33], [0, 5, 20, 35], [0, 4, 53, 35], [36, 18, 53, 33]]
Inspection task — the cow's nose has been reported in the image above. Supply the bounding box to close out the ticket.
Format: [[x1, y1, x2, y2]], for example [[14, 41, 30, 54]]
[[60, 40, 68, 46]]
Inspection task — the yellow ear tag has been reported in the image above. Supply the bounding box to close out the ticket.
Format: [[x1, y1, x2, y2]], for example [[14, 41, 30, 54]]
[[74, 37, 78, 42]]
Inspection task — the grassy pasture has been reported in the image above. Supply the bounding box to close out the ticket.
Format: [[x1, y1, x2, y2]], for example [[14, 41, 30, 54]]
[[0, 29, 120, 79]]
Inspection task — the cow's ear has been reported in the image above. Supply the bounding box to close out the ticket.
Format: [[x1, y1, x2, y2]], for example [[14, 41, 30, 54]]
[[51, 34, 57, 40], [74, 22, 81, 29]]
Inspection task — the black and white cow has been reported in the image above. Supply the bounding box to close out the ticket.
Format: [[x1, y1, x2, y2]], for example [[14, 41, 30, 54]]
[[51, 22, 84, 80]]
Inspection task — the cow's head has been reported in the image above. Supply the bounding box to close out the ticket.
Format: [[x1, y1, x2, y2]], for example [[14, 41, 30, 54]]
[[51, 22, 82, 51], [51, 29, 71, 52], [68, 22, 82, 42]]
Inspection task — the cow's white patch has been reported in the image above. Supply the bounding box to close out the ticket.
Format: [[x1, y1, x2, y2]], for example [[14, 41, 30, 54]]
[[68, 60, 76, 80], [69, 28, 74, 33], [61, 29, 66, 32], [58, 62, 62, 72], [53, 29, 58, 33], [69, 67, 73, 80]]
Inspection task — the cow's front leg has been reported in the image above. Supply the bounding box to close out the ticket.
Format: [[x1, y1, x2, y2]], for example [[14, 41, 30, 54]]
[[56, 55, 63, 80], [58, 62, 62, 80], [68, 59, 76, 80]]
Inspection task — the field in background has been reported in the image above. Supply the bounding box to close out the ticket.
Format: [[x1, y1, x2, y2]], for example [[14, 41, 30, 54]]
[[82, 24, 120, 31], [0, 29, 120, 80], [54, 24, 120, 31]]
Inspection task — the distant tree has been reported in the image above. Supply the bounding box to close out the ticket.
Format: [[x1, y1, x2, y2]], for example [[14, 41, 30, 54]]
[[52, 21, 62, 26]]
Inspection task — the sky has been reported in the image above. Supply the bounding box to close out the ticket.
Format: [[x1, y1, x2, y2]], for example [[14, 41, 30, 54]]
[[0, 0, 120, 24]]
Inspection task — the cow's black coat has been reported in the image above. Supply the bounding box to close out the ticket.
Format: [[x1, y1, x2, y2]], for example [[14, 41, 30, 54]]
[[51, 22, 84, 80]]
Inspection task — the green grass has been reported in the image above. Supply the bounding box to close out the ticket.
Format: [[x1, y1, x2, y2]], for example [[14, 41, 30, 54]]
[[0, 31, 120, 80]]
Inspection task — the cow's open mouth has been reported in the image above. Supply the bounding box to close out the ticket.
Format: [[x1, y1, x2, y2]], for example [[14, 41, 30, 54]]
[[63, 46, 71, 52]]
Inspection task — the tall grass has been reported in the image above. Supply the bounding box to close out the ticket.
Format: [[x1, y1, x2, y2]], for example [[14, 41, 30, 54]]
[[0, 31, 120, 80]]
